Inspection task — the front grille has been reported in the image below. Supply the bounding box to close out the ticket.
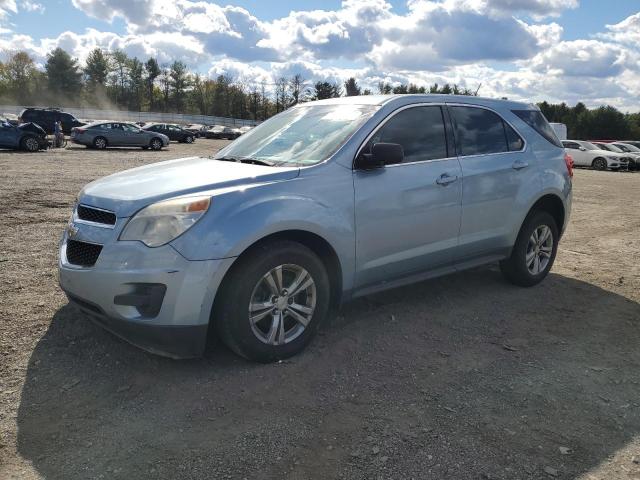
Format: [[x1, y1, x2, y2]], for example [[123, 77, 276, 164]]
[[77, 205, 116, 226], [66, 240, 102, 267]]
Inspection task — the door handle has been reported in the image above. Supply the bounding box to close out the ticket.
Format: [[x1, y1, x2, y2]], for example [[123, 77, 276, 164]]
[[436, 173, 458, 186], [512, 159, 529, 170]]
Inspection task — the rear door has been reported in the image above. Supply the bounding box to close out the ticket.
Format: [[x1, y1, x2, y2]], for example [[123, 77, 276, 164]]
[[448, 104, 533, 264], [353, 104, 462, 289], [106, 123, 126, 146]]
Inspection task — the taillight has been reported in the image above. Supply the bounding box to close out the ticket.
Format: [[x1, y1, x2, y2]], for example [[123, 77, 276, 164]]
[[74, 128, 85, 134], [564, 153, 574, 178]]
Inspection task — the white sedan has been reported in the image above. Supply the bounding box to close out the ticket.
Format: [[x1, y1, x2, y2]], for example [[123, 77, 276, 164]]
[[562, 140, 629, 171]]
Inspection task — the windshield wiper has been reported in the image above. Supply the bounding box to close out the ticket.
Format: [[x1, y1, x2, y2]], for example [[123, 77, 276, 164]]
[[215, 156, 275, 166]]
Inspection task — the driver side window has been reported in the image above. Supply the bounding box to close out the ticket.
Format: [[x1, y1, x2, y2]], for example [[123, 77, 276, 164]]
[[363, 106, 449, 164]]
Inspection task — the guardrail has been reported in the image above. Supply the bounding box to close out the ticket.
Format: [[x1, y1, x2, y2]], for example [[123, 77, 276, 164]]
[[0, 105, 260, 127]]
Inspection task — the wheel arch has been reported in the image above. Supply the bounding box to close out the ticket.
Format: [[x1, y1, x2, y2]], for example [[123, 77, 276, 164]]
[[525, 193, 565, 236], [210, 229, 344, 329]]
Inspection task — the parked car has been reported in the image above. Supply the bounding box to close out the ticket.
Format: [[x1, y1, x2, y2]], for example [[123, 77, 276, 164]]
[[205, 125, 240, 140], [184, 123, 208, 138], [618, 140, 640, 149], [610, 142, 640, 170], [561, 140, 629, 170], [18, 107, 84, 134], [59, 95, 572, 362], [238, 125, 254, 134], [2, 113, 19, 125], [0, 120, 48, 151], [70, 122, 170, 150], [592, 142, 638, 170], [143, 123, 196, 143]]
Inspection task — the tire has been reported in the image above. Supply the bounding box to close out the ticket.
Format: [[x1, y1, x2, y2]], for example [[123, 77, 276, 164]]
[[215, 241, 331, 362], [592, 157, 607, 171], [21, 136, 40, 152], [150, 138, 163, 150], [93, 136, 107, 149], [185, 135, 194, 144], [500, 211, 559, 287]]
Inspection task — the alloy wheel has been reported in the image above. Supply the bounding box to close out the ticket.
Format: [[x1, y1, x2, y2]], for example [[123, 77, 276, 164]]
[[526, 225, 553, 275], [24, 137, 39, 152], [248, 264, 316, 346]]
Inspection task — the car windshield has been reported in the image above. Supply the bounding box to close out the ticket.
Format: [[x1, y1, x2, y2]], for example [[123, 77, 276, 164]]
[[581, 142, 599, 150], [617, 143, 640, 152], [214, 104, 378, 166], [596, 143, 623, 152]]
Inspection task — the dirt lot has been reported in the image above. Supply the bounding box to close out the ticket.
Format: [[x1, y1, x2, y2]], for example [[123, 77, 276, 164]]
[[1, 140, 639, 480]]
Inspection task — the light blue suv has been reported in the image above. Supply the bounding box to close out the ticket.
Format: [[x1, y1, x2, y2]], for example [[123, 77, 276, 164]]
[[58, 95, 573, 362]]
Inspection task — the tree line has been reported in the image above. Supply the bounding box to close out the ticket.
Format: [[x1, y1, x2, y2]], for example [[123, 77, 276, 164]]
[[538, 101, 640, 140], [0, 48, 478, 121], [0, 47, 638, 138]]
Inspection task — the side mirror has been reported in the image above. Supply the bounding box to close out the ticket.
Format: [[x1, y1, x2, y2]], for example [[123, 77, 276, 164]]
[[356, 142, 404, 170], [579, 147, 586, 151]]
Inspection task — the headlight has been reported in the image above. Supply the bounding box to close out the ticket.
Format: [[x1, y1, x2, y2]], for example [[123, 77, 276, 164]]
[[606, 156, 618, 161], [119, 196, 211, 247]]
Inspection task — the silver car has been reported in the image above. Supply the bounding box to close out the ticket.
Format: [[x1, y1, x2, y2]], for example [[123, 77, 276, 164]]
[[70, 121, 170, 150], [59, 95, 572, 362]]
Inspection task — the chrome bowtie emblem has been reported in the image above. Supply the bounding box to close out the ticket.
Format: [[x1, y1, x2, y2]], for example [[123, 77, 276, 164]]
[[67, 223, 79, 238]]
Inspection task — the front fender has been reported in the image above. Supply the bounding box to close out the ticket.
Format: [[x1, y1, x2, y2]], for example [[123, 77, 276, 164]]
[[170, 164, 356, 290]]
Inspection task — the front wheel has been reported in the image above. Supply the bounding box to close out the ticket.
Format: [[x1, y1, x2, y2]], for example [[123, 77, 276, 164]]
[[500, 211, 559, 287], [185, 135, 194, 144], [150, 138, 163, 150], [21, 136, 40, 152], [215, 241, 330, 362]]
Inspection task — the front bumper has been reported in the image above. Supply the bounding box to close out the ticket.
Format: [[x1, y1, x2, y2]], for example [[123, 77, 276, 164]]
[[58, 221, 235, 358]]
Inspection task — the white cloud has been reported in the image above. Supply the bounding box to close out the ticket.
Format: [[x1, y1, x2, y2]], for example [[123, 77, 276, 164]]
[[1, 0, 640, 111], [20, 0, 44, 13]]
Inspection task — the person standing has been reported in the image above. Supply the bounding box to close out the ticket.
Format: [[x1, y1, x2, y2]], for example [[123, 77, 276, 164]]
[[54, 120, 63, 148]]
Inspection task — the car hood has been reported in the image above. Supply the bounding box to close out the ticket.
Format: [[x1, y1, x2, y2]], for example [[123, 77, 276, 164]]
[[79, 156, 300, 217]]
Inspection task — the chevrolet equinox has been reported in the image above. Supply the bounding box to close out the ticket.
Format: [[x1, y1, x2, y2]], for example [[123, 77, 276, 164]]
[[59, 95, 573, 362]]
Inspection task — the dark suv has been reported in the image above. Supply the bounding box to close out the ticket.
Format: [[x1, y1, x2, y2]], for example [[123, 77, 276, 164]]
[[143, 123, 195, 143], [18, 107, 84, 135]]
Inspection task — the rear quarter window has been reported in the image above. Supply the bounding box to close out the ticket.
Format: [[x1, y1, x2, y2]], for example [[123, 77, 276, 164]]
[[512, 110, 562, 148]]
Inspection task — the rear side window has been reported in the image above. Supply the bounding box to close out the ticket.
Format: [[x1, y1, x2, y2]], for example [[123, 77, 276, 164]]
[[365, 106, 449, 163], [451, 106, 523, 156], [512, 110, 562, 148]]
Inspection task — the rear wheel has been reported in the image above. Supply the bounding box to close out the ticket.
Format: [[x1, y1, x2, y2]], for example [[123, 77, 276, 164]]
[[93, 136, 107, 149], [215, 241, 330, 362], [592, 157, 607, 171], [21, 136, 40, 152], [150, 138, 163, 150], [500, 211, 559, 287]]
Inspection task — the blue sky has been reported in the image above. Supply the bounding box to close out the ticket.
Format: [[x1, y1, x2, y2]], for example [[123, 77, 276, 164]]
[[1, 0, 640, 110]]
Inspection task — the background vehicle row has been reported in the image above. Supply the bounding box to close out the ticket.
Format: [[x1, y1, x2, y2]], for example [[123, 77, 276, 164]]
[[70, 122, 170, 150]]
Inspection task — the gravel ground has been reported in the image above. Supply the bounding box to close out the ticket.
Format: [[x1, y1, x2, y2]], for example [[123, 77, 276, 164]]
[[0, 141, 639, 480]]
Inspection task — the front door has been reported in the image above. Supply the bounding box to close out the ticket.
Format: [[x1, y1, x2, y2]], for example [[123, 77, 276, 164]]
[[353, 105, 462, 290]]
